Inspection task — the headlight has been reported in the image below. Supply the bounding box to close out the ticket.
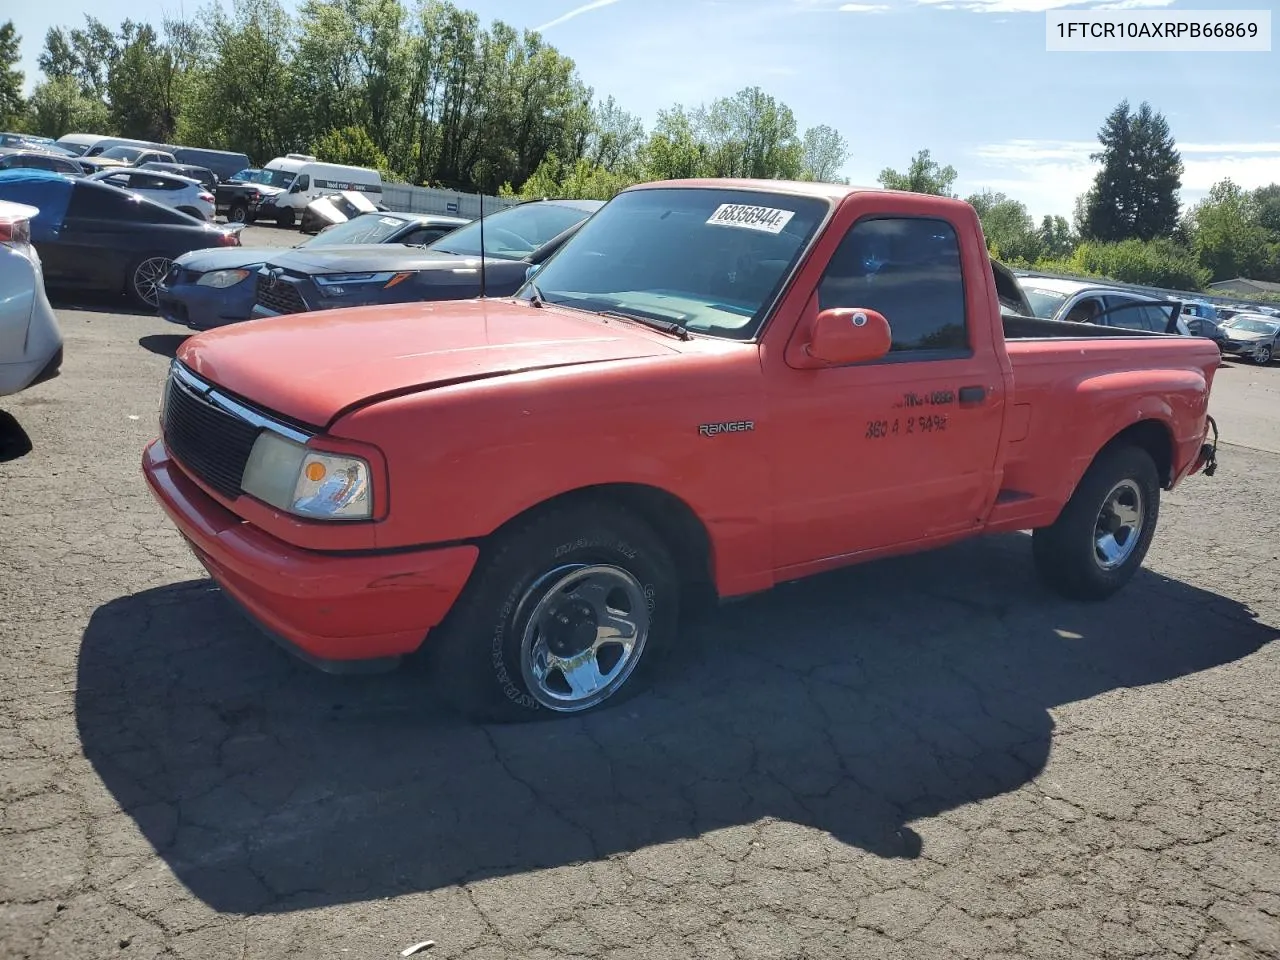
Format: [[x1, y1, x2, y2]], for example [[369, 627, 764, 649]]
[[195, 268, 253, 288], [313, 271, 413, 297], [241, 431, 372, 520]]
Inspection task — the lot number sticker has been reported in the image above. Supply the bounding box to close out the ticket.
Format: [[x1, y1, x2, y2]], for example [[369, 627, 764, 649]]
[[706, 203, 795, 234]]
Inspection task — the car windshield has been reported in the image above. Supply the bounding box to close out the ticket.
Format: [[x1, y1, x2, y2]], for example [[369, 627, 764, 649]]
[[302, 213, 410, 247], [428, 202, 594, 260], [235, 168, 294, 188], [1021, 286, 1071, 318], [1226, 316, 1279, 335], [517, 187, 831, 339], [100, 146, 146, 162]]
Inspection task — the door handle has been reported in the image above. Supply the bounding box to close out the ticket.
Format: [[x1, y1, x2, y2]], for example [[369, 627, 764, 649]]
[[958, 385, 986, 405]]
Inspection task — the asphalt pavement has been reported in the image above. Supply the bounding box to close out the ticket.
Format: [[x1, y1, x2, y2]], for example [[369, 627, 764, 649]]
[[1, 259, 1277, 960]]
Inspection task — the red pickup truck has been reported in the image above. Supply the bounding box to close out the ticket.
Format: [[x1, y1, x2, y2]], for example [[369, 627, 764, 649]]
[[143, 178, 1222, 722]]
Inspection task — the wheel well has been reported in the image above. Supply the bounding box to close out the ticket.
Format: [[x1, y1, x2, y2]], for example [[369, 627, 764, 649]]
[[1102, 419, 1174, 486], [487, 484, 716, 595]]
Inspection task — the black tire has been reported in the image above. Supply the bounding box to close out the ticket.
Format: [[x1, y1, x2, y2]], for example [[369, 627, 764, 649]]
[[1032, 444, 1160, 601], [276, 208, 295, 229], [126, 254, 174, 309], [424, 501, 679, 723], [227, 201, 249, 224]]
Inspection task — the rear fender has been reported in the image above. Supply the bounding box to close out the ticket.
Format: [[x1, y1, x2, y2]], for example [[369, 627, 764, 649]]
[[1060, 367, 1206, 502]]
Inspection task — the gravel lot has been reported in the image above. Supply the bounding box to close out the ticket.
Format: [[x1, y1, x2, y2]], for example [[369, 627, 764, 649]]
[[2, 240, 1278, 960]]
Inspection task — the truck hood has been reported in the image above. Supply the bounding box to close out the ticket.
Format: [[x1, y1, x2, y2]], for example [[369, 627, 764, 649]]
[[175, 246, 280, 272], [1223, 328, 1270, 342], [177, 298, 682, 427], [264, 244, 494, 275]]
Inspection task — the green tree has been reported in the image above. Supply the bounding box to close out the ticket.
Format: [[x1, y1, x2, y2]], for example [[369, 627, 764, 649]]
[[38, 16, 118, 107], [1082, 100, 1183, 242], [1038, 238, 1208, 290], [25, 75, 110, 137], [584, 95, 644, 173], [107, 18, 201, 142], [641, 105, 711, 181], [799, 124, 849, 183], [502, 154, 635, 200], [1037, 214, 1075, 260], [967, 190, 1041, 263], [877, 149, 957, 196], [178, 0, 301, 162], [1186, 179, 1273, 282], [694, 86, 802, 180], [0, 21, 24, 128], [312, 124, 389, 171]]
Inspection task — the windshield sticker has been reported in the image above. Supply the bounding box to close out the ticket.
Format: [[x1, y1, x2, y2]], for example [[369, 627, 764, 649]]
[[706, 203, 795, 234], [379, 217, 401, 226]]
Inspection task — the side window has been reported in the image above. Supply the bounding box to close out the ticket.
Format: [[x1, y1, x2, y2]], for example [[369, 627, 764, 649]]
[[295, 174, 310, 191], [816, 217, 968, 355], [1064, 296, 1104, 324], [402, 227, 450, 246], [67, 184, 141, 220]]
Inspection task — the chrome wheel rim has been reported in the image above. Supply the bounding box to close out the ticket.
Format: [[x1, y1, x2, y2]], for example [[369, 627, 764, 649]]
[[1094, 479, 1143, 571], [230, 207, 246, 223], [518, 563, 651, 712], [133, 257, 172, 307], [1258, 346, 1271, 364]]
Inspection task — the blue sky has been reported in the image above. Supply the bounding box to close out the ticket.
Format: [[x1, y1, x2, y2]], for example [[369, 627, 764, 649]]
[[8, 0, 1278, 219]]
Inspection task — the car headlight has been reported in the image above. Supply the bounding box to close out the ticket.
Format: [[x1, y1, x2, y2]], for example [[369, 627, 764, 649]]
[[313, 271, 413, 297], [195, 268, 254, 288], [240, 431, 372, 520]]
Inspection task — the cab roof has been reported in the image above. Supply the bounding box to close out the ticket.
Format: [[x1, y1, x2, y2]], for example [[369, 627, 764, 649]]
[[622, 178, 976, 210]]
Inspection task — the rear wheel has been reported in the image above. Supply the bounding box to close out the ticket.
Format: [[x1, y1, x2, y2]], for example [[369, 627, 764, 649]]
[[424, 501, 679, 723], [127, 255, 174, 309], [227, 201, 250, 224], [1032, 444, 1160, 600], [1254, 344, 1272, 365]]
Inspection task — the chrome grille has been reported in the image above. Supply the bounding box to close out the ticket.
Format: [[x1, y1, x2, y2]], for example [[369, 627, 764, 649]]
[[162, 369, 261, 498]]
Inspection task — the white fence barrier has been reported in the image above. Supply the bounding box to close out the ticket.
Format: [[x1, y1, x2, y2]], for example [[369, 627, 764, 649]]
[[381, 183, 520, 220]]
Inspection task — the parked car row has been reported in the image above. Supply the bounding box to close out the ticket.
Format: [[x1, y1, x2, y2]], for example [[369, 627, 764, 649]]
[[0, 169, 242, 308]]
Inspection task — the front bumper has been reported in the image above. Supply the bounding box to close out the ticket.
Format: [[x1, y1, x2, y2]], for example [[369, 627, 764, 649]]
[[1220, 340, 1264, 359], [156, 276, 258, 330], [142, 437, 480, 670]]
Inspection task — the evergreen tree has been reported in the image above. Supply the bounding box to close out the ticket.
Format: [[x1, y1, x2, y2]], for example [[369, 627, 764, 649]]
[[1083, 100, 1183, 242]]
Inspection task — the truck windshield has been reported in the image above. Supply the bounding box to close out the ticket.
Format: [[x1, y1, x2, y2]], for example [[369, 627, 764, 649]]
[[1022, 286, 1071, 319], [235, 168, 295, 189], [517, 187, 830, 339]]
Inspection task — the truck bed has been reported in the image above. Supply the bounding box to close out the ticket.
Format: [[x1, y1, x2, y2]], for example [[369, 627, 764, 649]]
[[990, 318, 1220, 533]]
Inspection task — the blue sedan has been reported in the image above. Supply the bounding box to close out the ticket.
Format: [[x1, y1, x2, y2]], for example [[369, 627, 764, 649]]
[[155, 211, 467, 330]]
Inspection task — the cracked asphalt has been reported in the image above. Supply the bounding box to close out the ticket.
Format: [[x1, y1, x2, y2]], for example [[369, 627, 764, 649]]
[[2, 257, 1278, 959]]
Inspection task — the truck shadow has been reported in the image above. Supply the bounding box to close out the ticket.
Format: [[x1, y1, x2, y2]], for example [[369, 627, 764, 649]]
[[76, 533, 1275, 914]]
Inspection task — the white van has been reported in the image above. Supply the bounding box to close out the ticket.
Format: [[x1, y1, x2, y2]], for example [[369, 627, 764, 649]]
[[260, 157, 383, 227], [54, 133, 111, 157]]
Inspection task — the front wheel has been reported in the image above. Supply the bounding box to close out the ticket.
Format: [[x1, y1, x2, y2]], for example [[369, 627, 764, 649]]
[[127, 255, 174, 309], [1032, 444, 1160, 601], [425, 501, 679, 723], [276, 208, 295, 229], [1254, 345, 1272, 365]]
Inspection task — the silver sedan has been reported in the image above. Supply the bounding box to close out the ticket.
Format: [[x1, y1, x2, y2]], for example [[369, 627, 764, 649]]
[[1218, 313, 1280, 365]]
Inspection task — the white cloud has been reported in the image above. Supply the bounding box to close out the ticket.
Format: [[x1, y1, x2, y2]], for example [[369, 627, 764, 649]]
[[838, 3, 892, 11], [534, 0, 624, 33], [964, 139, 1280, 219]]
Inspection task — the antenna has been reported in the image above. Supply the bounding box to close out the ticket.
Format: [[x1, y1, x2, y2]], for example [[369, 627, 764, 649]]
[[478, 188, 487, 299]]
